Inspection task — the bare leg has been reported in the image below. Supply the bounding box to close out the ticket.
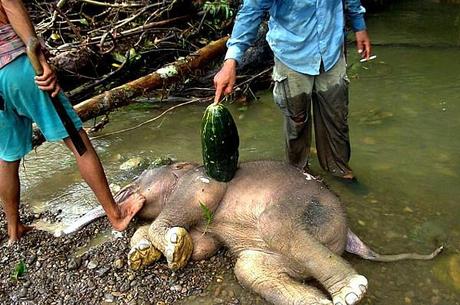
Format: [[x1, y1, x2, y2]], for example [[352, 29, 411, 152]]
[[235, 250, 333, 305], [63, 130, 145, 231], [0, 159, 33, 244]]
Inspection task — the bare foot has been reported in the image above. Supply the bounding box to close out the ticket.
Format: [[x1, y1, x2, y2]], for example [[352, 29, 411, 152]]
[[111, 193, 145, 231], [7, 223, 34, 246]]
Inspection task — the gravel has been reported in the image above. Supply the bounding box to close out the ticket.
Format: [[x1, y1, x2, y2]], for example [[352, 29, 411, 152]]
[[0, 205, 236, 305]]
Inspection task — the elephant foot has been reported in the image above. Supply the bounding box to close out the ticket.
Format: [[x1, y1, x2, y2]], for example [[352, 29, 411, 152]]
[[128, 238, 162, 270], [331, 274, 368, 305], [164, 227, 193, 271]]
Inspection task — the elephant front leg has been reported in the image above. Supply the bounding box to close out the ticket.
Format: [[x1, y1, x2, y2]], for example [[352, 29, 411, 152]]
[[146, 222, 193, 271], [128, 225, 216, 271], [258, 206, 368, 305], [147, 169, 227, 270], [234, 250, 333, 305], [128, 224, 162, 270]]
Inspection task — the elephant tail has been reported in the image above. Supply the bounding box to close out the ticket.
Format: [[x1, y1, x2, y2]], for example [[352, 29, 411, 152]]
[[345, 229, 444, 262]]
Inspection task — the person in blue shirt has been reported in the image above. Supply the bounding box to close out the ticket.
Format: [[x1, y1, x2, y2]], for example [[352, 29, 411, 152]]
[[214, 0, 371, 180]]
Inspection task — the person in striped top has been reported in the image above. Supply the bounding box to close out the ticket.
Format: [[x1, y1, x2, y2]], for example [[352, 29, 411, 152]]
[[0, 0, 145, 245]]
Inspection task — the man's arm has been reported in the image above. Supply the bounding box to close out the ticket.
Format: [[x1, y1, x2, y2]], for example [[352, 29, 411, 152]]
[[214, 0, 272, 103], [345, 0, 371, 59], [1, 0, 60, 96]]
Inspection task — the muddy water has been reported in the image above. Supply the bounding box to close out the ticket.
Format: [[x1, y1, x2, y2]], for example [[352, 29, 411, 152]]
[[16, 0, 460, 304]]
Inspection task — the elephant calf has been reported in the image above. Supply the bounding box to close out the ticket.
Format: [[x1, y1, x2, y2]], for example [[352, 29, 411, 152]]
[[68, 160, 442, 305]]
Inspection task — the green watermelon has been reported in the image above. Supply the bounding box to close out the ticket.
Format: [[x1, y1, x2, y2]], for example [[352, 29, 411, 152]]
[[201, 103, 239, 182]]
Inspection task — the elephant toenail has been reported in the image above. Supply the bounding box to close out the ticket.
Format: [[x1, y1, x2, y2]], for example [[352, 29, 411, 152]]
[[359, 284, 367, 293], [345, 293, 358, 304], [334, 302, 343, 305], [170, 233, 178, 243]]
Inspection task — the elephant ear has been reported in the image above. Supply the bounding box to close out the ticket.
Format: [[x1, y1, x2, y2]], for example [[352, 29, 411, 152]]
[[114, 183, 137, 204]]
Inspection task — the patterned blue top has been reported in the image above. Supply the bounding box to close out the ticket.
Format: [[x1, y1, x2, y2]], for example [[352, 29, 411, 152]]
[[225, 0, 367, 75]]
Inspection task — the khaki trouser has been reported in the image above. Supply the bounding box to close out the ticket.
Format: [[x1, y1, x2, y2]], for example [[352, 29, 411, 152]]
[[272, 56, 352, 177]]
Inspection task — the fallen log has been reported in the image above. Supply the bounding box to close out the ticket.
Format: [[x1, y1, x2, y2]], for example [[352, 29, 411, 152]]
[[32, 36, 229, 147]]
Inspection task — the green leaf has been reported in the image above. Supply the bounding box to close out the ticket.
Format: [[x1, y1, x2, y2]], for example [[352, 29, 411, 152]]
[[199, 201, 213, 227], [79, 18, 89, 26], [112, 52, 126, 64], [128, 48, 142, 63], [50, 33, 61, 40], [11, 261, 26, 281]]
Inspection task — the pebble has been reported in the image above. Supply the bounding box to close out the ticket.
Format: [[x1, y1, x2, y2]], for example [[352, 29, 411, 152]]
[[403, 206, 414, 213], [87, 260, 98, 269], [120, 282, 130, 293], [113, 258, 124, 269], [104, 293, 114, 303], [27, 254, 37, 265], [170, 284, 182, 292], [96, 267, 110, 277], [67, 257, 81, 270], [18, 287, 28, 298]]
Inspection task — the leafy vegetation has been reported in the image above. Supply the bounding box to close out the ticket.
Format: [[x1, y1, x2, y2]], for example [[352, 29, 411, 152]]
[[199, 201, 214, 234], [203, 0, 234, 19], [11, 261, 26, 281]]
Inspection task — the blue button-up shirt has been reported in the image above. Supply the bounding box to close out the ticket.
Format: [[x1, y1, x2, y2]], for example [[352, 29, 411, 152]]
[[225, 0, 367, 75]]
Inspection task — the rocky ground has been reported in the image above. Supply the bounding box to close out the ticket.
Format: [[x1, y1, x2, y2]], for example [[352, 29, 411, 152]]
[[0, 205, 239, 305]]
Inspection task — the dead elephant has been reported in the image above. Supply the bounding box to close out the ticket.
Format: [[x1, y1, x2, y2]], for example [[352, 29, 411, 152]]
[[68, 160, 442, 305]]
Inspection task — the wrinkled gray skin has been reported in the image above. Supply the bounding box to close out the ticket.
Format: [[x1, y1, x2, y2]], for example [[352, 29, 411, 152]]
[[73, 160, 442, 305], [122, 160, 364, 305]]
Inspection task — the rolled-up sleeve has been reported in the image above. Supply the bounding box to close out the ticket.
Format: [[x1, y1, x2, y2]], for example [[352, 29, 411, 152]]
[[225, 0, 272, 63], [345, 0, 367, 32]]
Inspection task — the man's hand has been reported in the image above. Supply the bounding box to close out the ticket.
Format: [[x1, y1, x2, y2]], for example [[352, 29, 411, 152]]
[[355, 30, 371, 60], [213, 59, 237, 104], [34, 60, 60, 97]]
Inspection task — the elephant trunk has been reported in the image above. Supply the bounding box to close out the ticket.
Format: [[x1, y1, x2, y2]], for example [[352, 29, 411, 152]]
[[54, 206, 106, 237]]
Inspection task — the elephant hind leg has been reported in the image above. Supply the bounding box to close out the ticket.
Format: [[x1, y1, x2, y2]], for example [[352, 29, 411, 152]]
[[234, 250, 333, 305], [257, 206, 368, 305], [190, 229, 221, 261]]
